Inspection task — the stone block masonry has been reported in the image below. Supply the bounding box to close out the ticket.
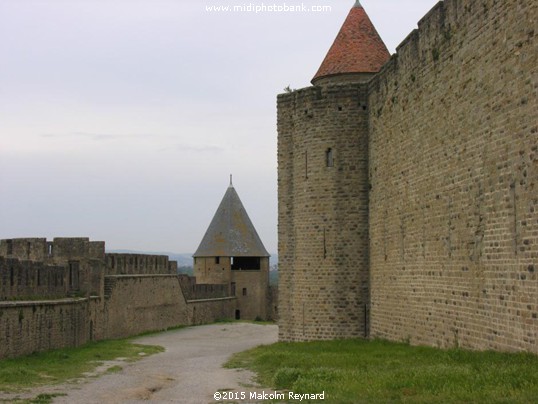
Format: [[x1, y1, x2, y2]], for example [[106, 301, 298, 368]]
[[368, 0, 537, 352], [277, 0, 537, 352], [278, 84, 371, 341], [0, 257, 67, 300], [0, 298, 98, 359], [102, 275, 234, 339], [0, 238, 104, 298], [0, 238, 237, 359], [105, 253, 177, 275]]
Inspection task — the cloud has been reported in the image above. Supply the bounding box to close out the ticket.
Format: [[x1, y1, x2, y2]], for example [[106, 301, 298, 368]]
[[161, 143, 226, 153], [41, 132, 159, 141]]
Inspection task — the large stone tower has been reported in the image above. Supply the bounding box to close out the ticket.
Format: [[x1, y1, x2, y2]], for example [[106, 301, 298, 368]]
[[193, 179, 270, 320], [277, 0, 389, 341]]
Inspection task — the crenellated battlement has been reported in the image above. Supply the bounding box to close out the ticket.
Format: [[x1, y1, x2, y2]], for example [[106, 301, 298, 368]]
[[105, 253, 176, 275], [0, 237, 105, 263]]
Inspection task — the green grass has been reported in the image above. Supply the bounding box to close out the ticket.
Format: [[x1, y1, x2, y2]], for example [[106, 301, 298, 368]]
[[225, 339, 538, 403], [0, 339, 164, 392]]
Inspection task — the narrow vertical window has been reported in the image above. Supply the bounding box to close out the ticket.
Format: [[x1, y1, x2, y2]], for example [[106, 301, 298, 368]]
[[326, 148, 334, 167], [215, 257, 220, 264], [305, 151, 308, 180], [323, 228, 327, 259], [47, 243, 53, 257], [242, 287, 247, 296], [69, 261, 80, 288], [6, 239, 13, 255], [231, 282, 236, 296]]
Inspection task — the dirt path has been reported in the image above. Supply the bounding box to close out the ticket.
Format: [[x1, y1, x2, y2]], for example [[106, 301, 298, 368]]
[[7, 323, 278, 404]]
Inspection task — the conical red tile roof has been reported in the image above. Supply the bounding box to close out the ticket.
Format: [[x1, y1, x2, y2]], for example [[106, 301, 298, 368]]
[[312, 1, 390, 84]]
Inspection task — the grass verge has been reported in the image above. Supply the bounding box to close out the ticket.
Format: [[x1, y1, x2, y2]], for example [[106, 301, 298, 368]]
[[0, 339, 164, 393], [225, 339, 538, 403]]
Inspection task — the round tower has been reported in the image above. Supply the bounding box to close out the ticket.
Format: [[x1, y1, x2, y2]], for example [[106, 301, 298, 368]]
[[277, 0, 389, 341]]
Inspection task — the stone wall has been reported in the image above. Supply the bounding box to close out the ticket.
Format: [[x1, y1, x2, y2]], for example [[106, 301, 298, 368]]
[[178, 275, 229, 300], [232, 270, 269, 320], [0, 238, 104, 298], [0, 298, 98, 359], [0, 236, 242, 359], [0, 257, 67, 300], [0, 274, 237, 359], [105, 253, 177, 275], [188, 298, 236, 325], [268, 285, 279, 321], [102, 275, 188, 339], [102, 274, 235, 339], [368, 0, 537, 352], [278, 84, 371, 341]]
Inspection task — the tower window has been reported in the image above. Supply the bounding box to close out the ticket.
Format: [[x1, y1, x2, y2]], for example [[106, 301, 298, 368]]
[[215, 257, 220, 264], [326, 148, 334, 167], [69, 261, 80, 288], [305, 151, 308, 180], [231, 257, 261, 270], [6, 239, 13, 255], [242, 288, 247, 296]]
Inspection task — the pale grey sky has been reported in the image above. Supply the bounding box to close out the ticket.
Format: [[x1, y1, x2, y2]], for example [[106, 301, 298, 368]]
[[0, 0, 438, 253]]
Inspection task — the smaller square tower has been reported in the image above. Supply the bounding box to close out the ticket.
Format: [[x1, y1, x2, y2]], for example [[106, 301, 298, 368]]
[[193, 178, 270, 320]]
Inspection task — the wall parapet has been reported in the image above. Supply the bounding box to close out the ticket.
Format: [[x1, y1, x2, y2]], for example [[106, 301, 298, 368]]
[[0, 297, 89, 307], [105, 253, 176, 275], [186, 296, 236, 303]]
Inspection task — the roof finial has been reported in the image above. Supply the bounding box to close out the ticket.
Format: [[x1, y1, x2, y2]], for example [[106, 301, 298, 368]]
[[229, 174, 233, 187], [353, 0, 362, 8]]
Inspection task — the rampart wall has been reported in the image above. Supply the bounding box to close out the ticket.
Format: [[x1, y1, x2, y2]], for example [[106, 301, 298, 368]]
[[178, 275, 229, 300], [0, 237, 239, 359], [188, 297, 236, 325], [0, 257, 67, 300], [0, 238, 104, 298], [368, 0, 537, 352], [0, 238, 105, 263], [0, 274, 236, 359], [0, 298, 99, 359], [102, 275, 188, 339], [105, 253, 177, 275]]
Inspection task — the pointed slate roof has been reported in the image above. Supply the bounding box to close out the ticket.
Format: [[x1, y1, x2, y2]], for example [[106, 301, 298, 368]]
[[311, 0, 390, 84], [193, 182, 270, 258]]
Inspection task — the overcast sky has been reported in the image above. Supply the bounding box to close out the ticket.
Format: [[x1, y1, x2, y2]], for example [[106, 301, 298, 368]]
[[0, 0, 438, 254]]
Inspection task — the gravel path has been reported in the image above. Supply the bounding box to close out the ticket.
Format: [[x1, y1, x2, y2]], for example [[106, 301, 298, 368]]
[[46, 322, 278, 404]]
